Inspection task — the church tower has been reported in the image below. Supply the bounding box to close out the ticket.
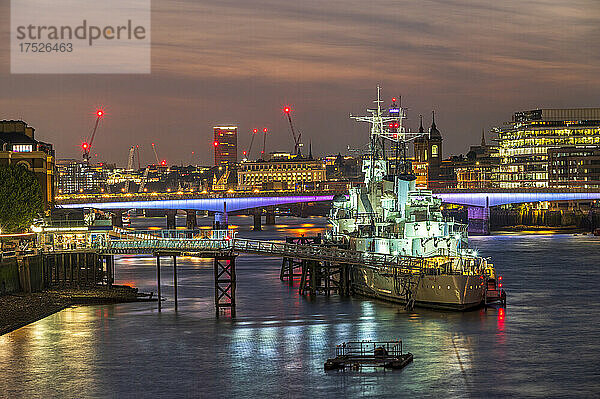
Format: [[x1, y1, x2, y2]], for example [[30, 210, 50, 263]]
[[413, 111, 443, 186]]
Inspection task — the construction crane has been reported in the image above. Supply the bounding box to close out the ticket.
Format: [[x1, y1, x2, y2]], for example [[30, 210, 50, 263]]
[[283, 106, 302, 156], [135, 145, 141, 170], [261, 127, 268, 160], [151, 142, 160, 165], [125, 146, 136, 193], [82, 109, 104, 164], [126, 146, 136, 170], [243, 128, 258, 160], [151, 142, 166, 166]]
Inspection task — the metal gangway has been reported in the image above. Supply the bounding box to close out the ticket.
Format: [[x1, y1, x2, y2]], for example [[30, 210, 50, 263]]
[[231, 238, 426, 271], [104, 230, 429, 271]]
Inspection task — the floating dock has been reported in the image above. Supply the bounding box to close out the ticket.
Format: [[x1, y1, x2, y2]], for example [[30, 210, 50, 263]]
[[324, 340, 413, 371]]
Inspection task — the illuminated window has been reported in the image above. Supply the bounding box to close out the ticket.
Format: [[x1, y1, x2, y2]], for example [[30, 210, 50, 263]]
[[431, 145, 438, 157], [12, 144, 33, 152]]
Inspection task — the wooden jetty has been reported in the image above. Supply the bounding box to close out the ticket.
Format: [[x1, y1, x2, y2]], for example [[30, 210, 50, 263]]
[[324, 340, 413, 371]]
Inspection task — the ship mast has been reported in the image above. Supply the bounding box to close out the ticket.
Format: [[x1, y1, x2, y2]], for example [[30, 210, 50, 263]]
[[350, 86, 424, 183]]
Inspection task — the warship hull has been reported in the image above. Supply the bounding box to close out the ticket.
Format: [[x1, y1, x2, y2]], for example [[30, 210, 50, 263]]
[[352, 267, 485, 311]]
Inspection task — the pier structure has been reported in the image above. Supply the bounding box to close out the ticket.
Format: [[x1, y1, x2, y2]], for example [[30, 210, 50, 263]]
[[278, 235, 352, 297], [34, 227, 464, 316]]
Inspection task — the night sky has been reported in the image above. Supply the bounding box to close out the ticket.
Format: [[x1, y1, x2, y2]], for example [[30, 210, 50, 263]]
[[1, 0, 598, 166]]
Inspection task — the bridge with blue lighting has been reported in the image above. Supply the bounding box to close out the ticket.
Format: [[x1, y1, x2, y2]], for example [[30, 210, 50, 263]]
[[58, 194, 335, 212], [432, 189, 600, 208], [56, 188, 600, 234]]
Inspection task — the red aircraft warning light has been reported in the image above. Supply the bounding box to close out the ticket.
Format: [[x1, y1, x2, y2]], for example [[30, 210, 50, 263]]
[[283, 106, 291, 113], [161, 160, 167, 166], [392, 97, 397, 102], [213, 141, 219, 147], [96, 109, 104, 117], [253, 128, 258, 134], [263, 127, 268, 133]]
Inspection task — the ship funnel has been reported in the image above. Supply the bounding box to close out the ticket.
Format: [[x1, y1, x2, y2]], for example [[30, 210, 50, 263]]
[[396, 174, 416, 216]]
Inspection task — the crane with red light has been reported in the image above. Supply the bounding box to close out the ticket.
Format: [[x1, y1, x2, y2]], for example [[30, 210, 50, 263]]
[[243, 128, 258, 161], [261, 127, 268, 160], [283, 106, 302, 156], [151, 142, 166, 166], [82, 109, 104, 165]]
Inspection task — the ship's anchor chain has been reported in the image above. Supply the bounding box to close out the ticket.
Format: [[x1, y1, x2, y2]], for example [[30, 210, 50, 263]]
[[392, 269, 422, 311]]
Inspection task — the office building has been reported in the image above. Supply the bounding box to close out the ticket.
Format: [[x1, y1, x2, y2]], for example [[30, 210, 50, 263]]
[[548, 147, 600, 188], [214, 126, 238, 166], [57, 160, 111, 194], [238, 158, 326, 191], [493, 108, 600, 188]]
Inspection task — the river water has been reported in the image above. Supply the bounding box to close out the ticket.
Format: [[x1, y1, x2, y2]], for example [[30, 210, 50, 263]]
[[1, 216, 599, 398]]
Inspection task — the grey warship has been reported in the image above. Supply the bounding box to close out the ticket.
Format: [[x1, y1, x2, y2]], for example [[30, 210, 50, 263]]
[[325, 88, 505, 310]]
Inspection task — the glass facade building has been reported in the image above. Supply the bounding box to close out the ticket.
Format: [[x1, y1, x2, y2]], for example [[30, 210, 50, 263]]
[[493, 108, 600, 188]]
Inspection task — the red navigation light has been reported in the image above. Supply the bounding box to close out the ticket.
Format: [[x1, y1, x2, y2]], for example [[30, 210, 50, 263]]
[[283, 106, 291, 113], [392, 97, 397, 102], [213, 141, 219, 147], [253, 128, 258, 134], [263, 127, 268, 133]]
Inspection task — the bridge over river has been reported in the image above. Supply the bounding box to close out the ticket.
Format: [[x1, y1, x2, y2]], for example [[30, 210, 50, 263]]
[[57, 188, 600, 234]]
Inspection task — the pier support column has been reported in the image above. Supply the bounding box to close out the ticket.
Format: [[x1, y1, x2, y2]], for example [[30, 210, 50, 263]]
[[111, 210, 123, 228], [265, 206, 276, 225], [102, 255, 114, 288], [172, 255, 178, 312], [166, 210, 177, 230], [213, 212, 228, 230], [252, 209, 262, 231], [186, 210, 197, 230], [467, 205, 490, 235], [214, 256, 236, 317], [156, 255, 162, 312]]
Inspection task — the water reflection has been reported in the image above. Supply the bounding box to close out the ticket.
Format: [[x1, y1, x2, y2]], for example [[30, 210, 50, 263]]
[[1, 218, 599, 397]]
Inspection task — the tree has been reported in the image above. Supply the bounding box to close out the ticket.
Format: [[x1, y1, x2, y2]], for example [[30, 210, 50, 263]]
[[0, 164, 43, 233]]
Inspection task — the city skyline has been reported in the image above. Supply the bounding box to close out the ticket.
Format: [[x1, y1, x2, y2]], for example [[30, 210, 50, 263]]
[[0, 0, 598, 165]]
